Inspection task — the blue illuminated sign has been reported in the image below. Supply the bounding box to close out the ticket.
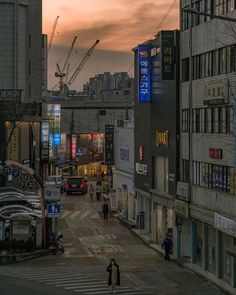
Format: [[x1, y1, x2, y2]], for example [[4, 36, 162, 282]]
[[138, 44, 150, 103], [52, 134, 61, 146]]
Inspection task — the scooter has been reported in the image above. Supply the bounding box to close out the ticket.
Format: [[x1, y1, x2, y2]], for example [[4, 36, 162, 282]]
[[49, 232, 64, 255]]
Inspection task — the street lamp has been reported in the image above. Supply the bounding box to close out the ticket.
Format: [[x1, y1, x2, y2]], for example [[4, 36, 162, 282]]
[[182, 7, 236, 23]]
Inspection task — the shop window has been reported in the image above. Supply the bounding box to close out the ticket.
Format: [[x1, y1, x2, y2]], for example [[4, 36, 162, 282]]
[[196, 222, 203, 266], [222, 233, 232, 283], [182, 7, 190, 31], [206, 225, 216, 274]]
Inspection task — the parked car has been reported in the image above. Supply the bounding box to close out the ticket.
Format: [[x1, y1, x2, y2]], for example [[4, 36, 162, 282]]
[[45, 175, 63, 193], [64, 177, 87, 195]]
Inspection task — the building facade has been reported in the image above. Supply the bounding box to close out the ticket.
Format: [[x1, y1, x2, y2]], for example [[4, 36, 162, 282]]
[[114, 119, 135, 222], [179, 0, 236, 288], [0, 0, 43, 184], [133, 30, 180, 249]]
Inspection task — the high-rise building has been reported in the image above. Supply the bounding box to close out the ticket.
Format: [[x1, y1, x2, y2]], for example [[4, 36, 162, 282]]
[[179, 1, 236, 289], [0, 0, 43, 183], [0, 0, 42, 102]]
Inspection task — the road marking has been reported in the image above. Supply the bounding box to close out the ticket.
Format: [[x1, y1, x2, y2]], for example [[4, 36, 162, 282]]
[[65, 282, 107, 289], [70, 211, 81, 219], [61, 210, 72, 218], [80, 210, 91, 219]]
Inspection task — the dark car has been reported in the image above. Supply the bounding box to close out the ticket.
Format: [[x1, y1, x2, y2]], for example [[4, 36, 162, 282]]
[[64, 177, 87, 195]]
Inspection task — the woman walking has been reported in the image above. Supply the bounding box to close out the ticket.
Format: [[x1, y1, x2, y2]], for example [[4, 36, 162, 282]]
[[106, 258, 120, 294]]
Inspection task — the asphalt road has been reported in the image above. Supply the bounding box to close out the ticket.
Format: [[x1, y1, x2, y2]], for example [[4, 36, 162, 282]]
[[0, 188, 228, 295]]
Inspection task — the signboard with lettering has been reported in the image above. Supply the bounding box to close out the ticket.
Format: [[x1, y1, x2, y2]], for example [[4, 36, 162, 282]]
[[161, 31, 174, 80], [47, 104, 61, 146], [104, 125, 114, 165], [139, 146, 144, 161], [204, 80, 228, 106], [0, 89, 21, 102], [136, 163, 148, 175], [71, 134, 78, 160], [156, 130, 169, 147], [45, 185, 61, 201], [41, 121, 49, 160], [214, 212, 236, 237], [209, 148, 222, 159], [120, 148, 129, 161], [138, 44, 151, 103]]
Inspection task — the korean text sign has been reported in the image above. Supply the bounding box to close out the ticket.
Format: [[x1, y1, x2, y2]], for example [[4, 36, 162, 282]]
[[138, 44, 151, 103]]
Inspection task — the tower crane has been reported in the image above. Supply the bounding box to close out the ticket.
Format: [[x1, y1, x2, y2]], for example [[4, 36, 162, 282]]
[[48, 16, 59, 55], [67, 39, 100, 87], [55, 36, 77, 95]]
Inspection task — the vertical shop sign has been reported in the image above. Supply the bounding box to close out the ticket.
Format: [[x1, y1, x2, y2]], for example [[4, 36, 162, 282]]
[[41, 121, 49, 160], [138, 44, 151, 102], [104, 125, 114, 165], [71, 134, 77, 160], [161, 31, 174, 80], [7, 126, 20, 161], [47, 104, 61, 146]]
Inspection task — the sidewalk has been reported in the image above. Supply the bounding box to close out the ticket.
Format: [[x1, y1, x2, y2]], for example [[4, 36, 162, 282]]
[[0, 249, 49, 265], [118, 217, 234, 295]]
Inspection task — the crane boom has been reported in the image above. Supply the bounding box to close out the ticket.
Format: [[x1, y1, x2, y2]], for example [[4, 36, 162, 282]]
[[48, 16, 59, 55], [68, 40, 99, 86], [61, 36, 77, 74]]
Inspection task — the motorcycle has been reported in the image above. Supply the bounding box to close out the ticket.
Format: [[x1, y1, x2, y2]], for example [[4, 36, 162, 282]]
[[49, 232, 64, 255]]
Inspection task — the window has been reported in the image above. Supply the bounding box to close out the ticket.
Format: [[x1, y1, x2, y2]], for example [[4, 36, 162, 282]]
[[182, 58, 189, 82], [182, 7, 190, 30], [182, 109, 189, 132], [182, 159, 190, 182], [193, 161, 232, 192]]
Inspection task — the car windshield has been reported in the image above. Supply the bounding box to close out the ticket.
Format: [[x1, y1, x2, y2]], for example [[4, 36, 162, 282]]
[[67, 178, 82, 185]]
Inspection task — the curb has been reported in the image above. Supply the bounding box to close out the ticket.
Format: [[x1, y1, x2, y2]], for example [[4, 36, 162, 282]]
[[0, 249, 50, 266]]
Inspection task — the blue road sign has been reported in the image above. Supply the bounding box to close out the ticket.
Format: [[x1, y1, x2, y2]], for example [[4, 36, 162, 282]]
[[47, 204, 61, 218]]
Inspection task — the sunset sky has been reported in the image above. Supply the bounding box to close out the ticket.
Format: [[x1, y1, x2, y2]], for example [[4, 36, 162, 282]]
[[42, 0, 179, 91]]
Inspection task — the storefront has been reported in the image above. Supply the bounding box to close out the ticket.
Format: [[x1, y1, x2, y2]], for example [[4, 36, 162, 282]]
[[136, 190, 152, 235]]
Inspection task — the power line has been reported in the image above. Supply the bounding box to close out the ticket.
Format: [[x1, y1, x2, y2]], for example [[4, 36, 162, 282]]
[[126, 0, 178, 74]]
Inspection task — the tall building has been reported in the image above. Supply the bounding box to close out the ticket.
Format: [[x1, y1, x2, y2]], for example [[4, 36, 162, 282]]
[[0, 0, 42, 102], [179, 0, 236, 289], [0, 0, 43, 182], [83, 72, 133, 101], [133, 31, 179, 249]]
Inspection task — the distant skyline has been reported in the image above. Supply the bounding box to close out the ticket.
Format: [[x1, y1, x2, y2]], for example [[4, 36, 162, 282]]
[[42, 0, 179, 91]]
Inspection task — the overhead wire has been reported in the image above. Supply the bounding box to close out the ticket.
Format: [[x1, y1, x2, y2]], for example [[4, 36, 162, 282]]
[[127, 0, 178, 74]]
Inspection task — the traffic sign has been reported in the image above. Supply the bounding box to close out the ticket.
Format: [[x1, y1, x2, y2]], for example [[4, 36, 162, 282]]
[[45, 185, 61, 201], [47, 204, 61, 218]]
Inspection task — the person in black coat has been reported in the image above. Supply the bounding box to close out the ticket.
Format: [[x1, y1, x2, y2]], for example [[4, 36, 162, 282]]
[[102, 202, 109, 220], [106, 258, 120, 294], [161, 234, 173, 261]]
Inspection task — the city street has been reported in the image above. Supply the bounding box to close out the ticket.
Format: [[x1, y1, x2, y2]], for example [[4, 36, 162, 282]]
[[0, 187, 227, 295]]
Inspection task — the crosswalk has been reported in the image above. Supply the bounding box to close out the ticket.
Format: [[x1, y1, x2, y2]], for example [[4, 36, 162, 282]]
[[61, 210, 99, 220], [0, 266, 153, 295]]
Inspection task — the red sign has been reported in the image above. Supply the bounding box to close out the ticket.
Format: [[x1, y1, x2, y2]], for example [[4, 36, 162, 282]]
[[209, 148, 222, 159], [139, 145, 144, 161], [71, 134, 77, 159]]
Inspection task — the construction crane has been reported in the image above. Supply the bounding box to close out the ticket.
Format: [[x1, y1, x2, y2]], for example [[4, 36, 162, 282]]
[[48, 16, 59, 55], [55, 36, 77, 95], [67, 40, 100, 86]]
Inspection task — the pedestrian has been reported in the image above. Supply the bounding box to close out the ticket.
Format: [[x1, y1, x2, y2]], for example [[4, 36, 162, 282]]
[[161, 234, 173, 261], [89, 184, 94, 201], [106, 258, 120, 294], [96, 184, 101, 200], [102, 202, 109, 220]]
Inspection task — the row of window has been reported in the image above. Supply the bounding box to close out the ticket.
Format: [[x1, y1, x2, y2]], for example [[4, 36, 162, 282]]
[[182, 44, 236, 82], [193, 161, 236, 194], [182, 106, 234, 134], [182, 0, 236, 31]]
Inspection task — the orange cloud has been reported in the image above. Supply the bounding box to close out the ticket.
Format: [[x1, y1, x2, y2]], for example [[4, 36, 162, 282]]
[[43, 0, 179, 90]]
